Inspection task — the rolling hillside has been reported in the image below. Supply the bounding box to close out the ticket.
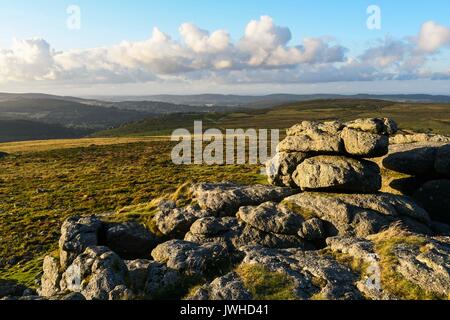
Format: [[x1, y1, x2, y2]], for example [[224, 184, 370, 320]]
[[94, 99, 450, 137]]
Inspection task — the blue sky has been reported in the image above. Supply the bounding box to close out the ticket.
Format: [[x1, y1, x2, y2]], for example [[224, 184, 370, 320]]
[[0, 0, 449, 95], [2, 0, 449, 50]]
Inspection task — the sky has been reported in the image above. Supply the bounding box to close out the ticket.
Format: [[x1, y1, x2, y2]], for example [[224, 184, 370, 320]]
[[0, 0, 450, 95]]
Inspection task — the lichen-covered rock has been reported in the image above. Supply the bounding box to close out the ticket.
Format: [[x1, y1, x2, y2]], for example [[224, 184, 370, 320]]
[[60, 246, 128, 300], [277, 132, 343, 154], [237, 202, 303, 235], [188, 272, 252, 300], [299, 218, 326, 241], [286, 120, 344, 137], [151, 240, 230, 278], [293, 156, 381, 193], [125, 259, 152, 294], [105, 222, 157, 259], [239, 246, 363, 300], [191, 182, 295, 216], [345, 118, 397, 135], [144, 261, 181, 298], [283, 192, 431, 238], [154, 205, 213, 238], [341, 127, 389, 158], [413, 180, 450, 224], [59, 216, 103, 269], [390, 133, 450, 145], [185, 217, 313, 251], [266, 152, 308, 187], [435, 144, 450, 177], [393, 238, 450, 298], [108, 285, 134, 300], [325, 236, 391, 300], [239, 224, 313, 250], [125, 259, 181, 298], [38, 256, 61, 297]]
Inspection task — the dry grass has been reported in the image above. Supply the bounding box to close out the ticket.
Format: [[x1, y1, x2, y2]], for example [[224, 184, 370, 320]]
[[0, 136, 170, 154]]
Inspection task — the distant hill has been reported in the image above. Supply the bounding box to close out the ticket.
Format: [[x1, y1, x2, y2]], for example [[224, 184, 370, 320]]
[[1, 92, 449, 142], [94, 99, 450, 137], [0, 119, 92, 142], [94, 93, 450, 107], [0, 93, 242, 142], [0, 98, 148, 130]]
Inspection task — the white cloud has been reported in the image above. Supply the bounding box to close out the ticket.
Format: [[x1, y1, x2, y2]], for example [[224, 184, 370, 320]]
[[418, 21, 450, 53], [0, 38, 55, 82], [0, 17, 449, 88]]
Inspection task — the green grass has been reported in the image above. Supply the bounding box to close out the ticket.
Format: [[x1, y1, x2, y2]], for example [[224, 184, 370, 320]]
[[236, 264, 297, 300], [0, 140, 263, 286]]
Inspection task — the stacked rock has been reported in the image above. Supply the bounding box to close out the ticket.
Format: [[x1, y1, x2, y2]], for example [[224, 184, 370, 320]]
[[267, 118, 398, 193], [383, 143, 450, 224]]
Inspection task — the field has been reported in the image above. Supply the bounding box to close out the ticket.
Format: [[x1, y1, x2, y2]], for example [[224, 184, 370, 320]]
[[0, 99, 449, 288], [0, 139, 264, 286], [95, 99, 450, 137]]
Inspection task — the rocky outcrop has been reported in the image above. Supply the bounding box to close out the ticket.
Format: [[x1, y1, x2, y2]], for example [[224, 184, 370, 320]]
[[383, 143, 450, 177], [59, 246, 128, 300], [33, 118, 449, 301], [266, 152, 308, 187], [154, 205, 213, 238], [238, 245, 363, 300], [151, 240, 230, 278], [341, 127, 389, 157], [237, 202, 303, 235], [187, 272, 252, 300], [283, 192, 431, 238], [59, 216, 103, 269], [191, 182, 295, 216], [38, 256, 61, 297], [293, 156, 381, 193], [268, 118, 395, 192], [390, 132, 450, 145]]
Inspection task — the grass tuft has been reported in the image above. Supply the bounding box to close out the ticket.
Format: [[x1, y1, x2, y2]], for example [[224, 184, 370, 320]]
[[236, 264, 297, 300]]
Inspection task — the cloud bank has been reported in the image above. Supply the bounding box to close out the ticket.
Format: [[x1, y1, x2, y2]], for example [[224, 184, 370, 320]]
[[1, 16, 449, 87]]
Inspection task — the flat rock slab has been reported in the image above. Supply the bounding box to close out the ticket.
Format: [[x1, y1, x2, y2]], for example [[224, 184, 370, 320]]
[[185, 217, 313, 251], [191, 182, 296, 216], [277, 132, 344, 154], [239, 245, 363, 300], [151, 240, 230, 278], [293, 156, 381, 193], [237, 202, 303, 235], [283, 192, 431, 237], [345, 118, 397, 135]]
